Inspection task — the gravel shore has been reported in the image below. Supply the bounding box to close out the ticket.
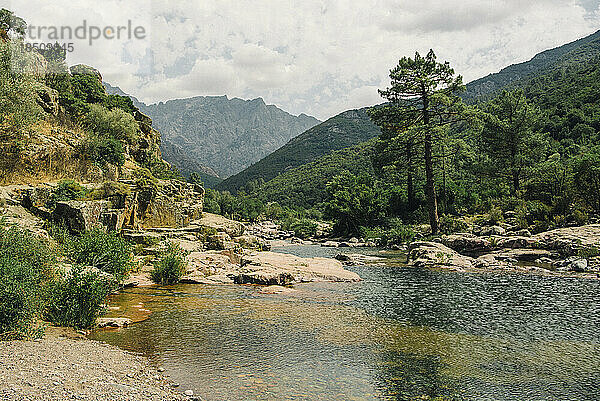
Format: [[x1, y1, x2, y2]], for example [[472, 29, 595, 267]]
[[0, 328, 185, 401]]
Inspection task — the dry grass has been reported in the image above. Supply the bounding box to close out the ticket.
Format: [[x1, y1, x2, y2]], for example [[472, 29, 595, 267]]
[[0, 121, 106, 185]]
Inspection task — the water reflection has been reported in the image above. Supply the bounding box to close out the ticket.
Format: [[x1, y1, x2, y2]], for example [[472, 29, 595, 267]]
[[91, 246, 600, 401]]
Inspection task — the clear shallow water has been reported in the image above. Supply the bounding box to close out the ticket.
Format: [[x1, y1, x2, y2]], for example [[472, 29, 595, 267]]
[[90, 245, 600, 401]]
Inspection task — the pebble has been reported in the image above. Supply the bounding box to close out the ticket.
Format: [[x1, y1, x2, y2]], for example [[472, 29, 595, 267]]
[[184, 389, 194, 396], [157, 367, 165, 372]]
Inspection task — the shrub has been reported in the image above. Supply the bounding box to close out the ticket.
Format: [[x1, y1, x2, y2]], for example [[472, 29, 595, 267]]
[[46, 180, 88, 208], [486, 206, 504, 226], [87, 181, 131, 201], [0, 225, 54, 339], [85, 104, 139, 143], [150, 243, 188, 285], [0, 257, 44, 340], [64, 228, 133, 283], [82, 134, 126, 167], [45, 265, 116, 329], [361, 219, 415, 246], [439, 214, 468, 234], [0, 41, 44, 137], [288, 218, 318, 239]]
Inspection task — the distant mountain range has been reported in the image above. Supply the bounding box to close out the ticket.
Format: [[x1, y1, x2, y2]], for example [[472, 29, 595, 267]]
[[103, 83, 320, 181]]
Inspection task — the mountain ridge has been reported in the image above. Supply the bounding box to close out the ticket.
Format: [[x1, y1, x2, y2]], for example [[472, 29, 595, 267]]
[[103, 83, 320, 179]]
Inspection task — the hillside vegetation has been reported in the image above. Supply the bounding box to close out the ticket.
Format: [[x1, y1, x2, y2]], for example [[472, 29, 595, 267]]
[[463, 29, 600, 103], [209, 33, 600, 239], [218, 108, 381, 192]]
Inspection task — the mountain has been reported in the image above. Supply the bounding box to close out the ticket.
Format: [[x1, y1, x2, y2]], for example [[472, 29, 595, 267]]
[[159, 140, 223, 188], [463, 29, 600, 103], [103, 84, 320, 180], [218, 108, 381, 193]]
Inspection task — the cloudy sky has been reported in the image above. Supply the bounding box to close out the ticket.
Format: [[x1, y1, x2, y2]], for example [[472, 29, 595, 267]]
[[4, 0, 600, 120]]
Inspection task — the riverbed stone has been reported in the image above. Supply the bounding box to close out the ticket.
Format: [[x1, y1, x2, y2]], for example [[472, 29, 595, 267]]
[[96, 318, 133, 328], [533, 224, 600, 255], [439, 233, 492, 253], [407, 241, 474, 270]]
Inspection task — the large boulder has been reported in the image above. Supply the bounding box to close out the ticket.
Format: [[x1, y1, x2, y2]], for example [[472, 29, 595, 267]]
[[439, 233, 492, 253], [195, 212, 245, 237], [532, 225, 600, 256], [489, 248, 553, 262], [495, 236, 538, 249], [240, 252, 362, 283], [132, 180, 203, 229], [53, 200, 109, 233], [407, 241, 475, 270], [182, 251, 240, 283]]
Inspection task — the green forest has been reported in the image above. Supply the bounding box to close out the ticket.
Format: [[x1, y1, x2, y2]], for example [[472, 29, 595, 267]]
[[202, 49, 600, 241]]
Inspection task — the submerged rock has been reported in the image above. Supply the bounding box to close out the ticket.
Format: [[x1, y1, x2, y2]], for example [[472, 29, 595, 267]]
[[96, 318, 132, 328], [335, 253, 385, 266], [258, 285, 297, 294]]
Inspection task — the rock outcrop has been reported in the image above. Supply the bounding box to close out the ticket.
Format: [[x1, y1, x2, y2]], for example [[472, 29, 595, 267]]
[[532, 225, 600, 255], [196, 212, 245, 237], [180, 250, 361, 286], [407, 241, 475, 270]]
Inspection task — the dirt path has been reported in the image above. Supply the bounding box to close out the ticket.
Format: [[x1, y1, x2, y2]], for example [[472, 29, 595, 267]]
[[0, 328, 186, 401]]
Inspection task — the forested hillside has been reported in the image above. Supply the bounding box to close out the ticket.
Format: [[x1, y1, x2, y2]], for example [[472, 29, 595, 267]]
[[463, 29, 600, 102], [251, 140, 376, 208], [218, 108, 381, 192]]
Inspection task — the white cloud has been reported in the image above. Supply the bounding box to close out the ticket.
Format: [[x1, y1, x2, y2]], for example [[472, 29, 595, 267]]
[[3, 0, 599, 120]]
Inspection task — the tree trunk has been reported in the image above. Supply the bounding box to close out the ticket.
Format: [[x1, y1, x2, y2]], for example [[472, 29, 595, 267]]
[[407, 170, 414, 211], [422, 93, 439, 234], [424, 132, 439, 234], [406, 141, 415, 211], [512, 171, 520, 194]]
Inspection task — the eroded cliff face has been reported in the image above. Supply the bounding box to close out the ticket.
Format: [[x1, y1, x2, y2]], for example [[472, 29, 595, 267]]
[[13, 179, 204, 233]]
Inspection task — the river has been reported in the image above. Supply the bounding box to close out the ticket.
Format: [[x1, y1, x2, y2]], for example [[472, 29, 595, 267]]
[[90, 244, 600, 401]]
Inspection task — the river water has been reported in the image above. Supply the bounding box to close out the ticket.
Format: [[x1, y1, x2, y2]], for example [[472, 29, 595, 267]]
[[90, 244, 600, 401]]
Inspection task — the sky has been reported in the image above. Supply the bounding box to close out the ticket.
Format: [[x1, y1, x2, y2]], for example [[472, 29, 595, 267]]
[[4, 0, 600, 120]]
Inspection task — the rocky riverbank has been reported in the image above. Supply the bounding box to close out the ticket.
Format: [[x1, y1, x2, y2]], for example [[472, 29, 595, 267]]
[[0, 328, 187, 401], [406, 224, 600, 278]]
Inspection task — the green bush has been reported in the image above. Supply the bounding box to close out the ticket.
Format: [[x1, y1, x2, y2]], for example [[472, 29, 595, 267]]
[[362, 219, 415, 246], [0, 225, 54, 340], [87, 181, 131, 201], [83, 135, 126, 167], [287, 218, 318, 239], [486, 207, 504, 226], [86, 104, 139, 143], [439, 214, 468, 234], [64, 228, 133, 283], [46, 180, 88, 208], [151, 243, 188, 285], [0, 41, 44, 136], [45, 265, 116, 329]]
